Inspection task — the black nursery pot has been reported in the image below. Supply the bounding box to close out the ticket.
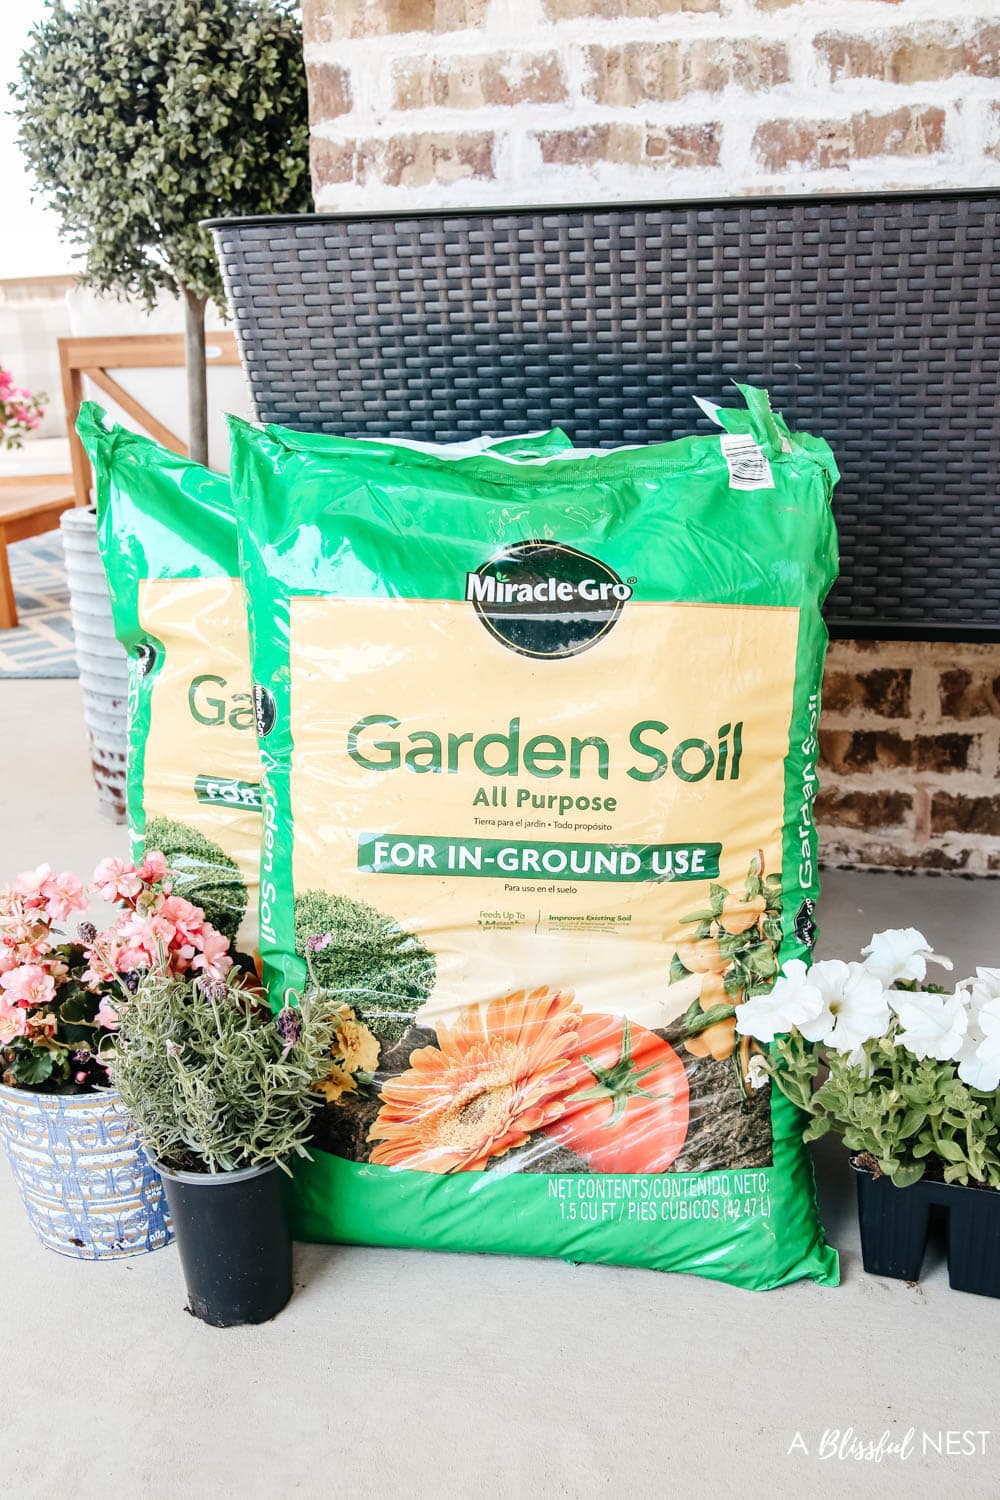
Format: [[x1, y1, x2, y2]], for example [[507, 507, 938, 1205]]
[[158, 1160, 293, 1327], [852, 1157, 1000, 1298]]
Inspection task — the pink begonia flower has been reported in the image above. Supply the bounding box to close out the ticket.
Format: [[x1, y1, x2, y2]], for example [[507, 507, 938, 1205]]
[[39, 870, 87, 922], [137, 850, 169, 884], [119, 911, 176, 950], [13, 863, 53, 908], [20, 940, 53, 967], [147, 913, 177, 945], [0, 963, 57, 1009], [94, 997, 120, 1031], [0, 894, 49, 949], [0, 943, 17, 975], [159, 895, 205, 946], [190, 925, 231, 981], [92, 857, 143, 903], [0, 997, 28, 1044], [117, 944, 153, 973], [81, 933, 122, 988]]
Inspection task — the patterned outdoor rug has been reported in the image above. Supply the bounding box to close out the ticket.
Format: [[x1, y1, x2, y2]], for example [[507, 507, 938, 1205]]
[[0, 534, 79, 679]]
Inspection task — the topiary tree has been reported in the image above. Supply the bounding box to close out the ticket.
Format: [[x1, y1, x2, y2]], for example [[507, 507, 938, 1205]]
[[13, 0, 311, 466]]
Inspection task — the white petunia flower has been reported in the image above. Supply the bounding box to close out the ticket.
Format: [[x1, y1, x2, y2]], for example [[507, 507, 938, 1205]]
[[894, 988, 968, 1062], [734, 958, 823, 1043], [796, 959, 892, 1053], [957, 996, 1000, 1092], [967, 967, 1000, 1010], [861, 927, 953, 986], [746, 1054, 770, 1090]]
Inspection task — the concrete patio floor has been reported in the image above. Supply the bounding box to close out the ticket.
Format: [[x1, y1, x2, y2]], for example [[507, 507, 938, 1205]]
[[2, 679, 999, 1500]]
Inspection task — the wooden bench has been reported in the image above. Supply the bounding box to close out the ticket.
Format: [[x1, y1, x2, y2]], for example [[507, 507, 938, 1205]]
[[0, 478, 76, 628], [0, 329, 240, 629]]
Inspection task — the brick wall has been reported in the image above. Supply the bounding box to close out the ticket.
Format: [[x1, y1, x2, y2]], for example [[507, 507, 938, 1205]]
[[303, 0, 1000, 207], [818, 642, 1000, 877], [302, 0, 1000, 876]]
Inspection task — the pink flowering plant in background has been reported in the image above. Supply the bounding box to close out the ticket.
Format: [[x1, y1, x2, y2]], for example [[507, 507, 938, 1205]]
[[0, 853, 232, 1091], [0, 368, 46, 450]]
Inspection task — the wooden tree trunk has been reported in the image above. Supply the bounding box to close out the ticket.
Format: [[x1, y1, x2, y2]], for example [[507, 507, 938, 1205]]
[[182, 287, 209, 467]]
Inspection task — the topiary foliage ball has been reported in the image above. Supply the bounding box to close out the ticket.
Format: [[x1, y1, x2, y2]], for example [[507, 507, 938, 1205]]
[[13, 0, 311, 309], [145, 816, 248, 948], [295, 889, 436, 1045]]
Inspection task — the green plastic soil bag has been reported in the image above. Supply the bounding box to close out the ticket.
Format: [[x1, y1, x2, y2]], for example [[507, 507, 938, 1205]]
[[79, 401, 260, 960], [229, 384, 840, 1289]]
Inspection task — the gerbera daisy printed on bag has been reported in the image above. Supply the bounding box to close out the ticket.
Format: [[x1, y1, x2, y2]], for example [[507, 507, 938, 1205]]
[[368, 988, 581, 1173]]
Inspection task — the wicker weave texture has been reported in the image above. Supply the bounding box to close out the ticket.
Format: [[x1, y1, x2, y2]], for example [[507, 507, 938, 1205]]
[[210, 196, 1000, 638]]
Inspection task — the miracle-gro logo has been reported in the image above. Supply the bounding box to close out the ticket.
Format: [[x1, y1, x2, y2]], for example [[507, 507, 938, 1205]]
[[466, 539, 633, 659]]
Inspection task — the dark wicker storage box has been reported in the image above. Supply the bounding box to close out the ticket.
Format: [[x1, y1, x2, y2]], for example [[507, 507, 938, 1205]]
[[208, 193, 1000, 641]]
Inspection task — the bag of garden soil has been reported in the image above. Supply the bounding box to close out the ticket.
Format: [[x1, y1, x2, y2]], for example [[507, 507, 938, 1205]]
[[79, 401, 261, 964], [229, 385, 841, 1289], [79, 403, 573, 969]]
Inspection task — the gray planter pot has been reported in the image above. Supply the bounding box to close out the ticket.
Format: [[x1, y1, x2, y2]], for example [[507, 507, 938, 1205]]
[[60, 506, 128, 822]]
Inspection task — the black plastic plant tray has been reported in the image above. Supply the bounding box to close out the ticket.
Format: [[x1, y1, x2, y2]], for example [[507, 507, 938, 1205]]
[[207, 192, 1000, 642], [854, 1158, 1000, 1298]]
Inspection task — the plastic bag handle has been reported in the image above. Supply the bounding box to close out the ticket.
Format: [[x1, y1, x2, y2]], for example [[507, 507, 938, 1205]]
[[693, 384, 789, 456]]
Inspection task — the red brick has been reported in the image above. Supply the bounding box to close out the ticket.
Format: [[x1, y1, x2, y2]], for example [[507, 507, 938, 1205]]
[[753, 118, 852, 172], [545, 0, 719, 14], [304, 0, 487, 43], [841, 639, 885, 655], [914, 733, 976, 773], [536, 124, 643, 167], [645, 122, 722, 168], [822, 666, 912, 718], [813, 788, 913, 830], [816, 727, 972, 778], [394, 51, 567, 110], [820, 838, 970, 873], [857, 106, 946, 157], [537, 121, 722, 171], [310, 135, 356, 186], [817, 25, 1000, 85], [368, 130, 495, 188], [755, 0, 903, 6], [939, 667, 1000, 718], [583, 39, 788, 106], [753, 107, 945, 173], [930, 793, 1000, 836], [819, 729, 911, 774], [306, 63, 352, 122]]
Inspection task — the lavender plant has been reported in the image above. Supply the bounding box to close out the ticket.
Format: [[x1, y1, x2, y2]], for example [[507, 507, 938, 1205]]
[[108, 969, 336, 1174]]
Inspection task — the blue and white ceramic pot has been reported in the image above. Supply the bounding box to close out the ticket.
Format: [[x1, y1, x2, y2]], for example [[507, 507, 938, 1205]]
[[0, 1083, 172, 1259]]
